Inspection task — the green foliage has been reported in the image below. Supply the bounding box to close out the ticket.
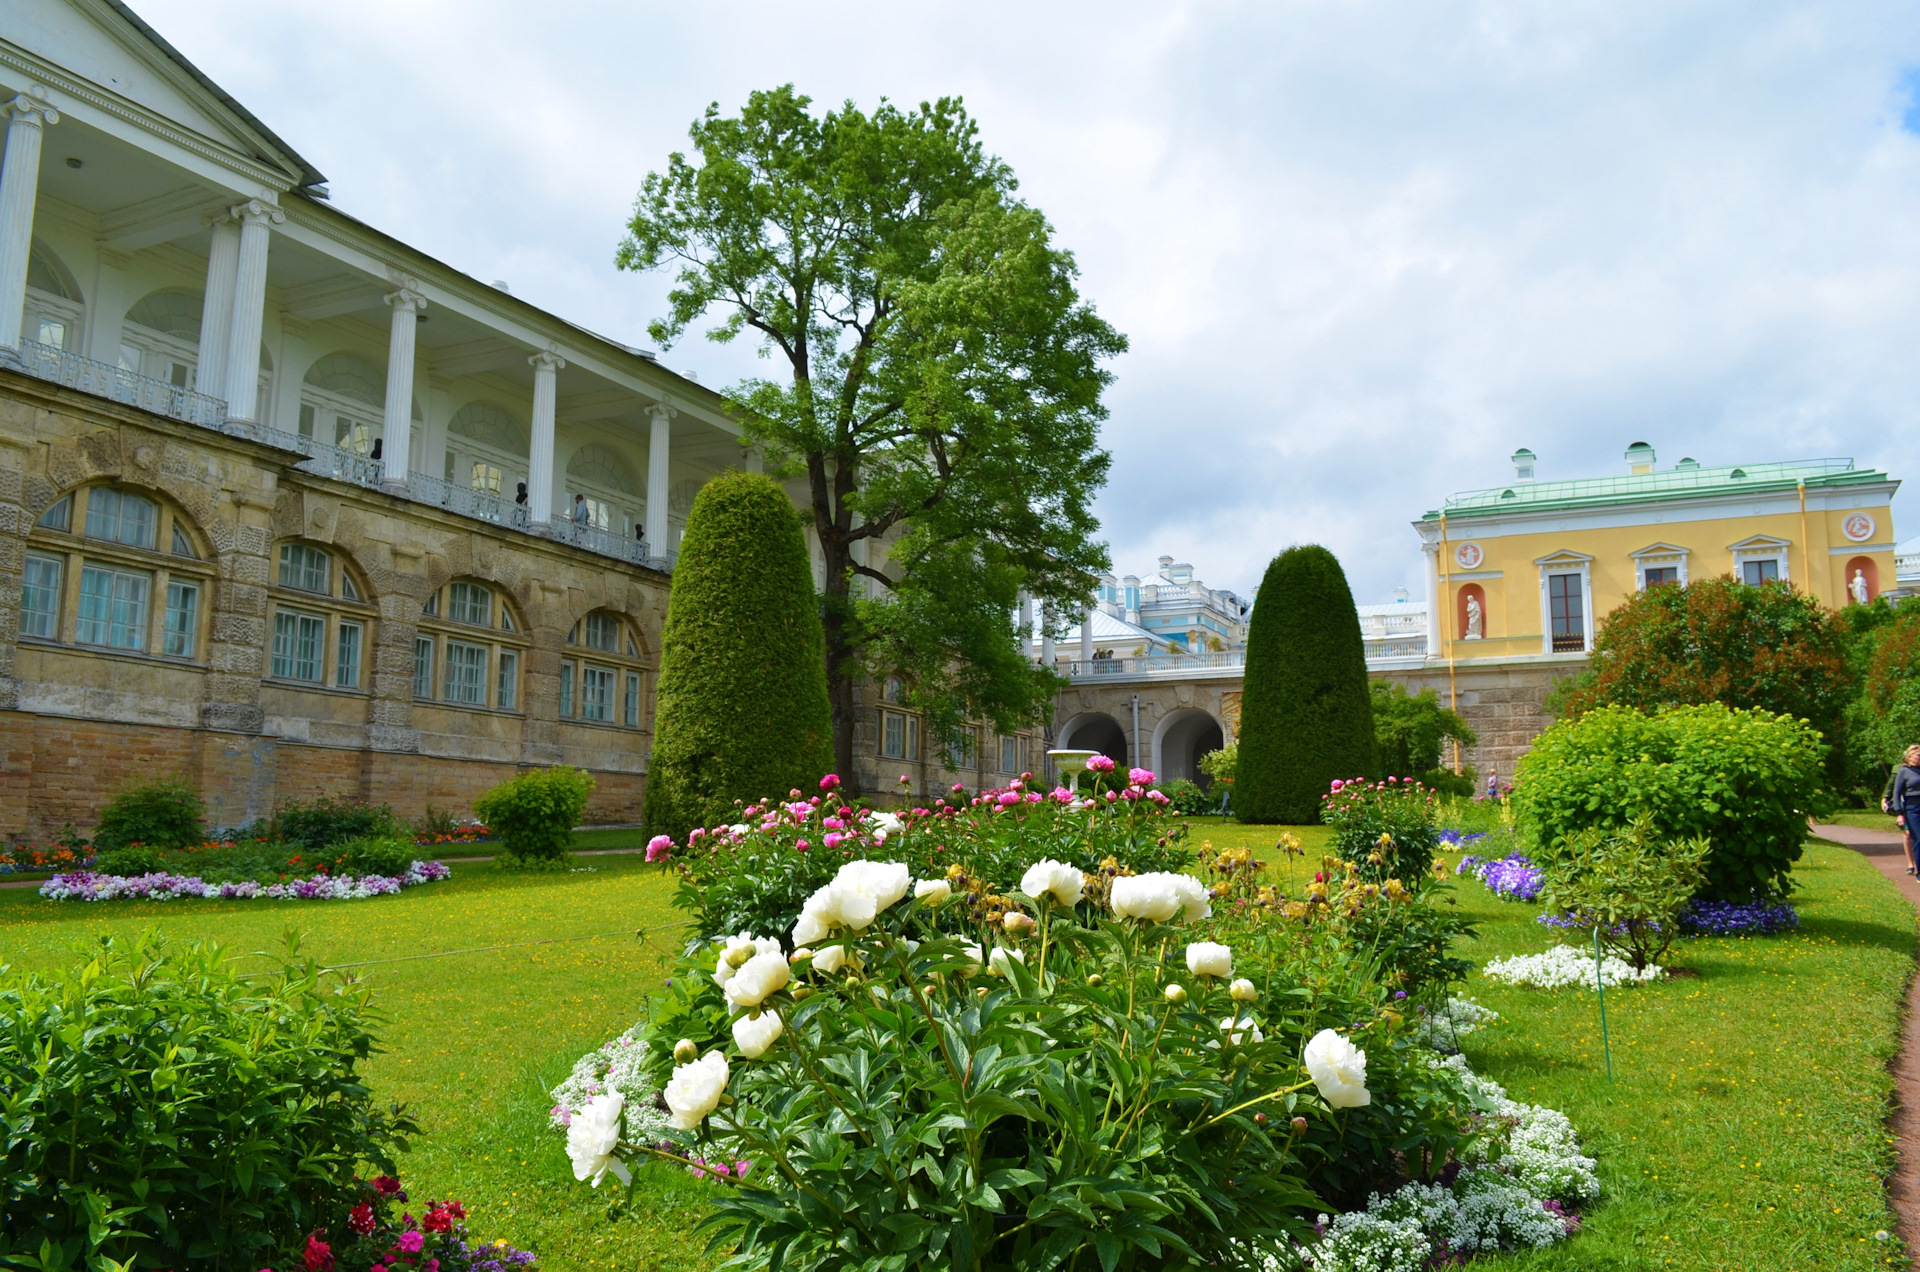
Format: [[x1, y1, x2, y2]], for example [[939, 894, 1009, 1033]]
[[1843, 601, 1920, 804], [1236, 546, 1377, 823], [1559, 576, 1852, 768], [1513, 703, 1828, 901], [0, 933, 413, 1271], [1197, 741, 1236, 788], [1321, 778, 1444, 884], [258, 796, 404, 853], [92, 846, 162, 877], [1159, 778, 1216, 815], [475, 766, 595, 867], [1370, 682, 1477, 777], [618, 86, 1124, 775], [644, 472, 834, 840], [90, 776, 203, 852], [1536, 815, 1711, 971], [335, 834, 417, 879]]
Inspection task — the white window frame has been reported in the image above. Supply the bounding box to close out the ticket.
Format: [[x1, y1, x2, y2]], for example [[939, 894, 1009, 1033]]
[[1534, 552, 1594, 656], [498, 650, 519, 711], [581, 663, 615, 722], [272, 608, 327, 682], [443, 638, 490, 705], [20, 552, 62, 639], [163, 580, 200, 658], [1728, 536, 1791, 587], [1630, 543, 1691, 591], [336, 620, 363, 689], [414, 635, 435, 699]]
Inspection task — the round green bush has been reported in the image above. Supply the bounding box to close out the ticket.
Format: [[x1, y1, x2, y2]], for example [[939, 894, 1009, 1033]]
[[1235, 545, 1377, 823], [644, 470, 833, 841], [1512, 702, 1828, 900], [93, 846, 163, 877], [91, 776, 204, 851], [336, 834, 416, 878], [474, 766, 595, 867]]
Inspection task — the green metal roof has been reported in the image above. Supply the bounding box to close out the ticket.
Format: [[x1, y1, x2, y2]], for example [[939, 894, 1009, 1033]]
[[1421, 458, 1893, 521]]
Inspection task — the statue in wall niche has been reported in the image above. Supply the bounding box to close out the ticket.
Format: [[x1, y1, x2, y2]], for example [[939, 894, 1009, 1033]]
[[1464, 594, 1483, 640], [1851, 569, 1871, 606]]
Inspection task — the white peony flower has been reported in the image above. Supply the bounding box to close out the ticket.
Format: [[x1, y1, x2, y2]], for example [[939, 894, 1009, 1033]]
[[1164, 982, 1188, 1004], [1019, 859, 1086, 907], [987, 946, 1026, 977], [914, 877, 952, 904], [712, 932, 781, 989], [1304, 1029, 1371, 1109], [792, 860, 913, 945], [723, 949, 792, 1010], [868, 810, 905, 843], [728, 823, 751, 836], [1230, 978, 1259, 1003], [1218, 1015, 1265, 1046], [732, 1010, 785, 1058], [1185, 941, 1232, 979], [565, 1091, 631, 1186], [1109, 872, 1212, 923], [664, 1051, 730, 1130], [1003, 912, 1036, 935]]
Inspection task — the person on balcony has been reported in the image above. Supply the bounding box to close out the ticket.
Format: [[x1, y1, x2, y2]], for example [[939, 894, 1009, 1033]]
[[571, 493, 590, 541]]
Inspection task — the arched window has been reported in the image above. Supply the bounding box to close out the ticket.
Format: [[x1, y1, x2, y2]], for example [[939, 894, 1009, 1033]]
[[566, 444, 640, 536], [299, 353, 420, 458], [415, 578, 528, 712], [21, 484, 212, 661], [561, 609, 650, 728], [446, 402, 528, 498], [267, 541, 376, 689], [24, 243, 82, 353]]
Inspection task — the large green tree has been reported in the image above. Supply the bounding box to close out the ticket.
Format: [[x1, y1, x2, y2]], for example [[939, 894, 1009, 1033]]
[[644, 471, 834, 840], [618, 87, 1125, 786], [1235, 545, 1378, 824]]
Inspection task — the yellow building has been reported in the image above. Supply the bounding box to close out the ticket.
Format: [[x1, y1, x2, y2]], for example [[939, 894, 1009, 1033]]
[[1415, 443, 1899, 665]]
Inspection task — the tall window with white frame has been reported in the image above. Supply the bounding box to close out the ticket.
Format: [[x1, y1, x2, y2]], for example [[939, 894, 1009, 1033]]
[[413, 579, 529, 713], [560, 610, 652, 729], [20, 485, 214, 663], [267, 541, 376, 691], [1547, 573, 1585, 654]]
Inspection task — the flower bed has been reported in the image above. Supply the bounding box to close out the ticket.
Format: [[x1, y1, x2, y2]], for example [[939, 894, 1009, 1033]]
[[283, 1174, 535, 1272], [1455, 851, 1544, 902], [1679, 897, 1799, 936], [39, 860, 450, 902], [0, 843, 95, 875], [1482, 944, 1664, 989]]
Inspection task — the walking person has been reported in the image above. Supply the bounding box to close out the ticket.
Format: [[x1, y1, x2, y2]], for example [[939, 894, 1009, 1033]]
[[1889, 745, 1920, 875]]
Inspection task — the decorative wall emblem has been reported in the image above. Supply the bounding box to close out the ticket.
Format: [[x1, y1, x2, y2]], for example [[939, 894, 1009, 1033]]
[[1843, 513, 1876, 543], [1454, 542, 1484, 570]]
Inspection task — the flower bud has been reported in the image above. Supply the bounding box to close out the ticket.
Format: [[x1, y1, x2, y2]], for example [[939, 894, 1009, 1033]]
[[673, 1038, 698, 1064], [1164, 983, 1188, 1005], [726, 945, 753, 968], [1290, 1116, 1308, 1135], [792, 985, 813, 1001], [1003, 912, 1036, 935], [1229, 978, 1259, 1003], [1086, 973, 1103, 986], [1254, 1112, 1268, 1126]]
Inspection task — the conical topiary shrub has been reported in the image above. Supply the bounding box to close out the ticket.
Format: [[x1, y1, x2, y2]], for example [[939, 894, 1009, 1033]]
[[1234, 544, 1377, 823], [643, 471, 834, 841]]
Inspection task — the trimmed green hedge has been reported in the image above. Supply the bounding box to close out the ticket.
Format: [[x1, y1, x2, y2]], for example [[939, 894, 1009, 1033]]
[[1234, 545, 1377, 823], [1512, 702, 1828, 900], [644, 471, 833, 840]]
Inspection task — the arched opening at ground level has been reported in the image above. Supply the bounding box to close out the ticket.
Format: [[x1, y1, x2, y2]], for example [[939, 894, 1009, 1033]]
[[1056, 712, 1129, 773], [1154, 708, 1224, 790]]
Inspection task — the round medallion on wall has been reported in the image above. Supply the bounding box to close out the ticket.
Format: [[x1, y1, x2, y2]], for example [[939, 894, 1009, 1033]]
[[1843, 513, 1876, 543], [1454, 542, 1484, 570]]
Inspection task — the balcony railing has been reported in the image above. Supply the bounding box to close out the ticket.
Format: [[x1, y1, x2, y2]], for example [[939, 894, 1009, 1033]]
[[3, 336, 675, 574], [1551, 632, 1587, 654]]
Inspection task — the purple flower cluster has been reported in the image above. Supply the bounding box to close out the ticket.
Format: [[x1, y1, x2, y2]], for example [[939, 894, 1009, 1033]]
[[38, 860, 451, 903], [455, 1239, 539, 1272], [1679, 898, 1799, 936], [1456, 851, 1544, 901], [1437, 829, 1488, 847]]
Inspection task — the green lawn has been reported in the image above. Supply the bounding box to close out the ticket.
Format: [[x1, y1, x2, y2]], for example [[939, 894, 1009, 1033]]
[[1822, 810, 1906, 834], [3, 822, 1912, 1271]]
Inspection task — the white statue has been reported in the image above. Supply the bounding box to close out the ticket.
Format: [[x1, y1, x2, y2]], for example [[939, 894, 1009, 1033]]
[[1851, 569, 1870, 606], [1465, 594, 1483, 639]]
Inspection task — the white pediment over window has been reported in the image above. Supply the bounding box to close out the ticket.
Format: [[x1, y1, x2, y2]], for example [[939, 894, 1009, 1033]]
[[1630, 541, 1690, 561], [1533, 549, 1594, 569], [1727, 534, 1791, 555]]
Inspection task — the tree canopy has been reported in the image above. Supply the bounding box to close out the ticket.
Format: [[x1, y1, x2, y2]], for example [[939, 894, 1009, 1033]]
[[1371, 681, 1477, 784], [619, 87, 1125, 783]]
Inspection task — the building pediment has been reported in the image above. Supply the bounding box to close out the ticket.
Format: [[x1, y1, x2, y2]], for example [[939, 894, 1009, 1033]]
[[1630, 541, 1690, 559], [1533, 550, 1594, 568], [1727, 533, 1791, 553]]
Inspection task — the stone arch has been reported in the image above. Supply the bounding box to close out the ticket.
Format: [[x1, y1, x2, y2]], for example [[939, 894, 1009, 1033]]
[[1056, 711, 1129, 768], [28, 239, 82, 302], [564, 604, 656, 662], [268, 533, 376, 602], [1152, 707, 1224, 790], [29, 433, 234, 560]]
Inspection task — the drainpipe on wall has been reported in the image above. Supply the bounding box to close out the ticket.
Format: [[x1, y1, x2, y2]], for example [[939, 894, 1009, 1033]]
[[1131, 694, 1141, 774]]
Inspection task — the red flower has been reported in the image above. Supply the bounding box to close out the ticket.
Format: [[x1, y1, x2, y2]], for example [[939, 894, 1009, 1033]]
[[349, 1203, 376, 1236], [445, 1201, 466, 1221], [303, 1233, 333, 1272], [422, 1207, 452, 1233], [372, 1176, 404, 1197]]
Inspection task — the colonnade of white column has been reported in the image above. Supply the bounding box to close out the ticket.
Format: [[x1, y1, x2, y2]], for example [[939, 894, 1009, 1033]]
[[646, 403, 674, 552], [195, 213, 239, 398], [221, 200, 281, 421], [527, 351, 563, 527], [0, 88, 60, 350], [381, 288, 426, 483]]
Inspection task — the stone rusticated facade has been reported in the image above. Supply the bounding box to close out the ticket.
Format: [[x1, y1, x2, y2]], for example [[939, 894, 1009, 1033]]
[[0, 370, 668, 840]]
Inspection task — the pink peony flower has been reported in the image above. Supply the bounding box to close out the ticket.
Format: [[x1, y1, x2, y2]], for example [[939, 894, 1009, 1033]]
[[1085, 755, 1116, 774], [646, 834, 673, 862], [820, 774, 841, 791], [824, 833, 844, 849], [397, 1231, 425, 1254], [1129, 767, 1155, 786]]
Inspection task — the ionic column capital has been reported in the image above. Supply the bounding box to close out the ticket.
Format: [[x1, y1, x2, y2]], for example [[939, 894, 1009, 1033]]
[[648, 402, 677, 423], [5, 87, 59, 130], [229, 198, 285, 227], [529, 350, 566, 373], [385, 288, 429, 314]]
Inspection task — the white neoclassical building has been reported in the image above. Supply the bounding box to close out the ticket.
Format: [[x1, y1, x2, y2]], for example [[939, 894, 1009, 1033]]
[[0, 3, 751, 563]]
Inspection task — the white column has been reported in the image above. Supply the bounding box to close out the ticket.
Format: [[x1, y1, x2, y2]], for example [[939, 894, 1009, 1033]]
[[527, 351, 563, 527], [1080, 604, 1094, 669], [0, 88, 59, 350], [82, 245, 128, 364], [196, 213, 239, 398], [1422, 542, 1441, 662], [381, 288, 427, 485], [646, 403, 674, 552], [1018, 592, 1034, 657], [742, 445, 762, 474], [1040, 604, 1056, 669], [222, 199, 283, 419]]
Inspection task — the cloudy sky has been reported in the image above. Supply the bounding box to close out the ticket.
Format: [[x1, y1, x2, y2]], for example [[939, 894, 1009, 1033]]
[[135, 0, 1920, 602]]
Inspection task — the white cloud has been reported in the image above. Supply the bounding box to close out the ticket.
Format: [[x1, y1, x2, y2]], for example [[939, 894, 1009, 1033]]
[[133, 0, 1920, 599]]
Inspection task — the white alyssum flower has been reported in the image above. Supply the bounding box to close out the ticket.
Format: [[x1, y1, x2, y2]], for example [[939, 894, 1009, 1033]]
[[1482, 945, 1662, 991], [664, 1051, 730, 1130], [1304, 1029, 1370, 1108], [914, 877, 952, 904], [1185, 941, 1232, 978], [987, 946, 1026, 977], [732, 1010, 785, 1058], [1019, 859, 1086, 907], [1109, 872, 1212, 923], [792, 860, 913, 945], [1308, 1211, 1430, 1272], [565, 1091, 631, 1187], [1230, 978, 1259, 1003], [1431, 1052, 1600, 1202], [712, 932, 782, 989], [1410, 995, 1501, 1049], [548, 1025, 670, 1144], [723, 949, 792, 1010], [1218, 1014, 1264, 1045]]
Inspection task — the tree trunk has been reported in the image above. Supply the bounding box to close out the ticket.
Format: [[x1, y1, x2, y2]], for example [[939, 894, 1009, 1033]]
[[819, 516, 860, 791]]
